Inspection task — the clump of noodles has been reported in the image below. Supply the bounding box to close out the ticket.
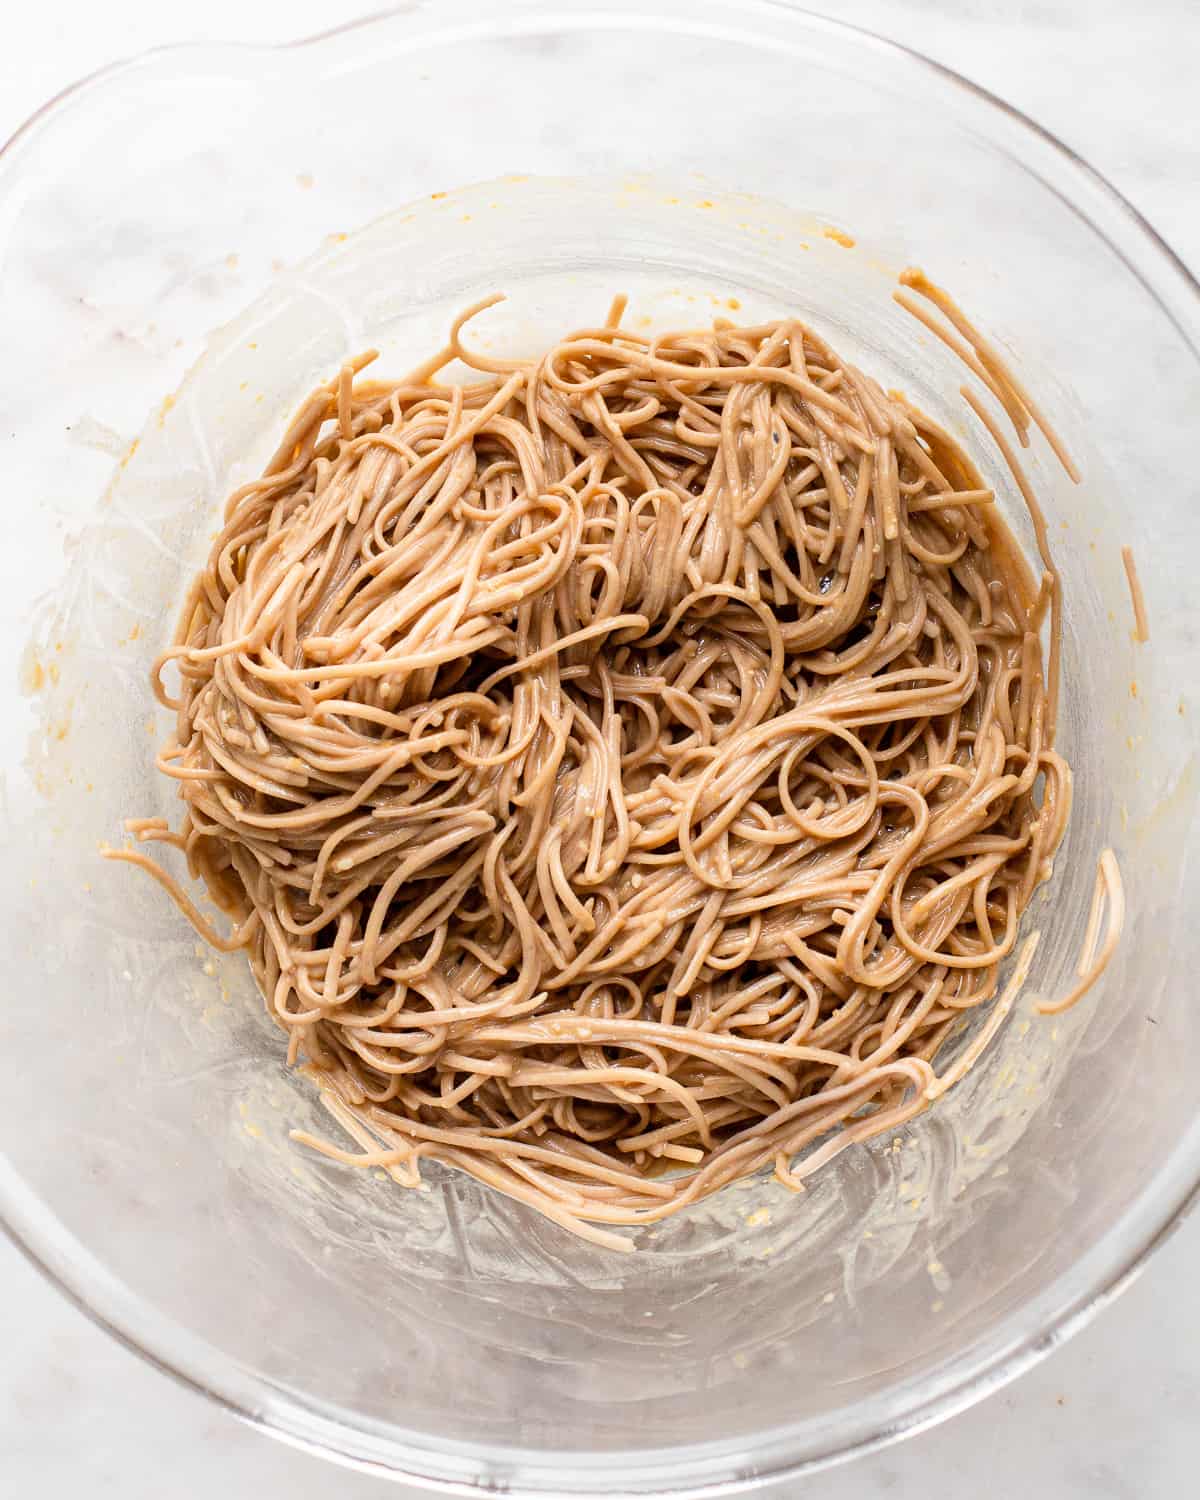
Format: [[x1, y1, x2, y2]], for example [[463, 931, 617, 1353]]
[[108, 279, 1122, 1250]]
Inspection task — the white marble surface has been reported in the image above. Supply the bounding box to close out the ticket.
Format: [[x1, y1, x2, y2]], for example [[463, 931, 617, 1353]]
[[1, 1, 1197, 1496]]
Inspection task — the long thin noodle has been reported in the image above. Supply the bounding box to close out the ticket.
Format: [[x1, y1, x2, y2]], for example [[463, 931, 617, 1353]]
[[108, 288, 1122, 1245], [1035, 850, 1124, 1016], [1122, 545, 1150, 644]]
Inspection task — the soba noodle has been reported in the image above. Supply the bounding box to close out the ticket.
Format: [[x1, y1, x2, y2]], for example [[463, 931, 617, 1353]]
[[108, 284, 1121, 1250]]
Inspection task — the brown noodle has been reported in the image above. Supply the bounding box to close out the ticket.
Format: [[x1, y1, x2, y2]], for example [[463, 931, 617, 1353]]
[[1122, 545, 1149, 644], [108, 286, 1122, 1250]]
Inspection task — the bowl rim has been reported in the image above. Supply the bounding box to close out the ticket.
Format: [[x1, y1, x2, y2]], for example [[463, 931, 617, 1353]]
[[2, 2, 1199, 1494]]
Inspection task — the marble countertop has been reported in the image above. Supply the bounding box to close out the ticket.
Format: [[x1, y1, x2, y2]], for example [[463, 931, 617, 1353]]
[[2, 2, 1197, 1496]]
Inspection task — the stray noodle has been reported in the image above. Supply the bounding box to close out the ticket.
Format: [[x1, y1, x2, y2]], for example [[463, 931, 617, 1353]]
[[1122, 545, 1149, 643]]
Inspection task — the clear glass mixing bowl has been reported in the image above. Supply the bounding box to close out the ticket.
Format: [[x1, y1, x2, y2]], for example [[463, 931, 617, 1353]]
[[1, 3, 1197, 1493]]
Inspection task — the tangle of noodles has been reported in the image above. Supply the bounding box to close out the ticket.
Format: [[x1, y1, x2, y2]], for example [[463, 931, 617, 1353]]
[[110, 288, 1119, 1251]]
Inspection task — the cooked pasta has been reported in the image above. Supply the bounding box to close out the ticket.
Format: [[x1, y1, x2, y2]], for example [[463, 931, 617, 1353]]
[[108, 285, 1121, 1250]]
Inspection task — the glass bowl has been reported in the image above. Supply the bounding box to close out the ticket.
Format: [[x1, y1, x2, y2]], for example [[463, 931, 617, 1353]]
[[1, 2, 1197, 1494]]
